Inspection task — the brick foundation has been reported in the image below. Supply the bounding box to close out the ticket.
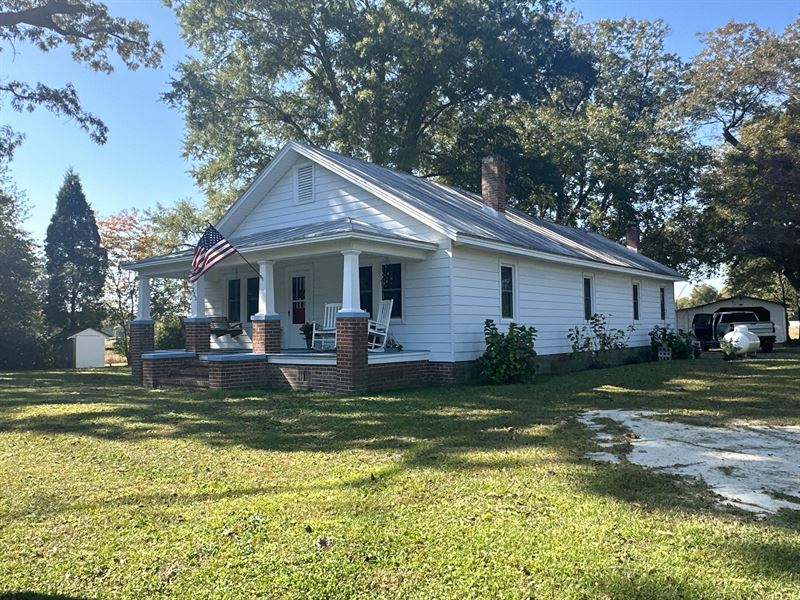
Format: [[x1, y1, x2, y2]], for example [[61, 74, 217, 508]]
[[129, 320, 155, 381], [185, 318, 211, 354], [208, 358, 267, 389], [142, 356, 197, 387], [265, 364, 339, 392], [335, 315, 369, 393], [252, 316, 281, 354]]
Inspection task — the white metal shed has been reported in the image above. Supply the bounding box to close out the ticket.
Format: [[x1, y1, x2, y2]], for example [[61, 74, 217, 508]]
[[677, 295, 788, 344], [67, 328, 110, 368]]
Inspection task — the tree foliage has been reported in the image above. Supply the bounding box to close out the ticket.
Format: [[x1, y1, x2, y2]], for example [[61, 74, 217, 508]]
[[0, 0, 163, 164], [698, 101, 800, 296], [675, 283, 720, 310], [165, 0, 591, 215], [0, 181, 48, 368], [682, 20, 799, 147], [97, 209, 154, 359], [44, 170, 107, 331]]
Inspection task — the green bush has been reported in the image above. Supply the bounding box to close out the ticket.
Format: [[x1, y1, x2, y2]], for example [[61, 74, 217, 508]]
[[155, 317, 185, 350], [648, 325, 697, 359], [478, 319, 537, 384], [567, 313, 633, 355]]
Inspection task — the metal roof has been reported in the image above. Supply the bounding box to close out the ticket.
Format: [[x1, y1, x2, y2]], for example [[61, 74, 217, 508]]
[[292, 142, 682, 278], [127, 218, 434, 268]]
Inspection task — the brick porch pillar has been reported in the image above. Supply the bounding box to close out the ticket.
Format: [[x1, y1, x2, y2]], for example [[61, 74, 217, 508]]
[[336, 315, 369, 393], [252, 315, 282, 353], [129, 319, 154, 381], [184, 317, 211, 354]]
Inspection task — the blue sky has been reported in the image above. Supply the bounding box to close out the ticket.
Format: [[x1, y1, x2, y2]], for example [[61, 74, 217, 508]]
[[3, 0, 798, 294]]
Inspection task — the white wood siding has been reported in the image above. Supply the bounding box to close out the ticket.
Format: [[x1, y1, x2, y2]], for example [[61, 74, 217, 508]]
[[451, 246, 676, 361], [229, 156, 438, 242]]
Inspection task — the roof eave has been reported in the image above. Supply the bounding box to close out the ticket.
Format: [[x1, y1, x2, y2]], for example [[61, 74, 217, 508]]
[[454, 234, 684, 281], [123, 230, 438, 273]]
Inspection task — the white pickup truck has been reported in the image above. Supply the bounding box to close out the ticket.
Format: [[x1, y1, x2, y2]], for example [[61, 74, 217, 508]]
[[692, 310, 776, 352]]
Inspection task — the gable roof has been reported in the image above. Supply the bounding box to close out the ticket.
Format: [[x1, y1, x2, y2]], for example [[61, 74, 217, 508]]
[[218, 141, 681, 279], [676, 295, 787, 312]]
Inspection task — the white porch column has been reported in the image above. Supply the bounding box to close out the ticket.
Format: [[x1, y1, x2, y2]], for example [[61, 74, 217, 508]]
[[255, 260, 278, 317], [190, 276, 205, 318], [339, 250, 367, 315], [136, 275, 151, 321]]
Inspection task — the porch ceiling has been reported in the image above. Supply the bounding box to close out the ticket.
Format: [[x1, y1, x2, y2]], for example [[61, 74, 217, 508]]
[[125, 218, 439, 278]]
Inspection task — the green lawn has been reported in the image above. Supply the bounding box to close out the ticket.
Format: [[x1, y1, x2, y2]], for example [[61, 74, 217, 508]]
[[1, 357, 799, 599]]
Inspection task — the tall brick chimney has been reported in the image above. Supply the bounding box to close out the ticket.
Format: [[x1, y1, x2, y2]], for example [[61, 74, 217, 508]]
[[625, 223, 640, 253], [481, 156, 506, 213]]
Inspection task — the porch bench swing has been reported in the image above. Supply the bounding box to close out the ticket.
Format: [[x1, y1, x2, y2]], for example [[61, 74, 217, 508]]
[[209, 315, 244, 339]]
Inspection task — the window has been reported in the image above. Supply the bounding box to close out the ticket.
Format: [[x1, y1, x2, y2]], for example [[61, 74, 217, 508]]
[[632, 283, 640, 321], [583, 276, 593, 321], [246, 277, 259, 321], [227, 279, 241, 322], [296, 164, 314, 203], [501, 265, 514, 319], [359, 266, 373, 318], [381, 263, 402, 319], [660, 287, 666, 321]]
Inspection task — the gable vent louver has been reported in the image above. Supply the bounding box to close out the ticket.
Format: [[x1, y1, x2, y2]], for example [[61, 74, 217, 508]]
[[296, 164, 314, 203]]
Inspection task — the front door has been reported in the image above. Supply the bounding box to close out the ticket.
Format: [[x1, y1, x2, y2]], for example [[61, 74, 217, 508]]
[[285, 268, 312, 348]]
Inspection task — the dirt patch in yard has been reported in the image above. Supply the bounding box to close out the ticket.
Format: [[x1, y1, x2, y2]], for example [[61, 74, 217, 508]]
[[579, 409, 800, 514]]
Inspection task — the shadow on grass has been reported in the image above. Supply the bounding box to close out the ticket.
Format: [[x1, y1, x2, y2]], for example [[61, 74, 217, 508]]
[[2, 362, 800, 531]]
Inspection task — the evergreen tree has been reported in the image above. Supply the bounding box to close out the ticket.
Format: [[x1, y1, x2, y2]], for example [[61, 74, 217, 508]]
[[0, 182, 48, 369], [44, 170, 108, 332]]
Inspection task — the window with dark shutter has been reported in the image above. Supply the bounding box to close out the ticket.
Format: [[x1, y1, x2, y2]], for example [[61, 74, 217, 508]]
[[583, 277, 593, 321], [359, 266, 373, 318], [228, 279, 241, 322], [381, 263, 402, 319], [246, 277, 259, 321], [501, 265, 514, 319], [632, 283, 640, 321]]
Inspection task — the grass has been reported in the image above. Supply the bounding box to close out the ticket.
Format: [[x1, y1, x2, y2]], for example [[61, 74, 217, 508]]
[[1, 357, 799, 599]]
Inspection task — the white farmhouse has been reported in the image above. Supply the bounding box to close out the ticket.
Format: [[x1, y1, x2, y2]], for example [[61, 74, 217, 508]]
[[125, 142, 681, 391]]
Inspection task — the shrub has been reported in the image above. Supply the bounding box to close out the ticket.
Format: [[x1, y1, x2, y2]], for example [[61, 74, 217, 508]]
[[648, 325, 697, 359], [155, 317, 185, 350], [567, 313, 633, 355], [478, 319, 537, 384]]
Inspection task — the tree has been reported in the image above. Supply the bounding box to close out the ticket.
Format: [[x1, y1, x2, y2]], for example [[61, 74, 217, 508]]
[[682, 19, 799, 147], [697, 100, 800, 331], [44, 170, 107, 331], [164, 0, 591, 215], [97, 209, 153, 359], [676, 283, 720, 310], [0, 180, 48, 368], [145, 199, 206, 347], [0, 0, 163, 165], [724, 257, 799, 341], [434, 18, 709, 272]]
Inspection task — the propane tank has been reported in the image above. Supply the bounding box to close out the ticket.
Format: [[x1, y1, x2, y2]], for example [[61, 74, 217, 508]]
[[722, 325, 761, 355]]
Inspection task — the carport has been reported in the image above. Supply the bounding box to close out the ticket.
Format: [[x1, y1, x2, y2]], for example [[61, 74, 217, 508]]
[[676, 295, 788, 343]]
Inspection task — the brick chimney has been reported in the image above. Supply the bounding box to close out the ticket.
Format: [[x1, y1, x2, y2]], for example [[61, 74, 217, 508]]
[[481, 156, 506, 213], [625, 223, 640, 253]]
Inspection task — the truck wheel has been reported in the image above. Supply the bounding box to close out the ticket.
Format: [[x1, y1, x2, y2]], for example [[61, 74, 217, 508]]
[[761, 340, 774, 353]]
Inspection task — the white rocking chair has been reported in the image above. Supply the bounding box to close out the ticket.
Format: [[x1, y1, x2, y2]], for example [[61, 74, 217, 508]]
[[312, 303, 341, 351], [368, 299, 394, 352]]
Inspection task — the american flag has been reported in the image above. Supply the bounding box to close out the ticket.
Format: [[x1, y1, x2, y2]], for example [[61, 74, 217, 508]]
[[189, 225, 237, 282]]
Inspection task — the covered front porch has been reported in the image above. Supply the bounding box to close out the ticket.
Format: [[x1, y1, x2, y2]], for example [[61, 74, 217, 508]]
[[127, 220, 441, 392]]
